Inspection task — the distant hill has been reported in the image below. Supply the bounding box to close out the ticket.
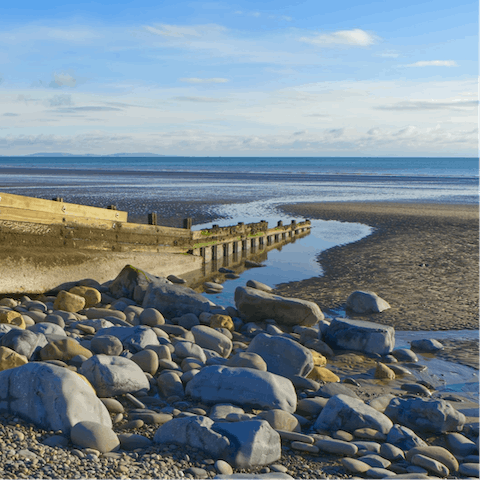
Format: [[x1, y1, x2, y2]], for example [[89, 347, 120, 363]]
[[23, 152, 169, 157]]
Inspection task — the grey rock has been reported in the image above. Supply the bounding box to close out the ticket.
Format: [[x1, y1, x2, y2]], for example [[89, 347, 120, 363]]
[[79, 354, 150, 397], [175, 341, 207, 363], [410, 338, 444, 352], [157, 371, 185, 398], [28, 322, 67, 340], [94, 326, 159, 352], [459, 463, 480, 477], [303, 338, 335, 358], [117, 433, 153, 450], [212, 419, 281, 468], [346, 291, 391, 313], [139, 308, 165, 327], [315, 383, 359, 399], [314, 394, 393, 434], [380, 442, 405, 461], [385, 397, 465, 433], [0, 329, 48, 359], [227, 352, 267, 371], [406, 446, 459, 473], [315, 437, 358, 456], [90, 335, 123, 356], [234, 286, 324, 327], [143, 280, 214, 317], [296, 397, 328, 417], [210, 404, 246, 421], [391, 348, 418, 362], [386, 424, 427, 450], [186, 366, 297, 413], [131, 349, 159, 375], [71, 421, 120, 453], [446, 432, 477, 457], [177, 313, 200, 329], [191, 325, 232, 358], [109, 265, 165, 300], [256, 409, 300, 432], [246, 280, 273, 292], [247, 333, 313, 379], [0, 362, 111, 434], [325, 317, 395, 355]]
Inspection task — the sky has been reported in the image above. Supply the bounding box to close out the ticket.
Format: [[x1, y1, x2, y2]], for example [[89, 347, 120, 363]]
[[0, 0, 477, 156]]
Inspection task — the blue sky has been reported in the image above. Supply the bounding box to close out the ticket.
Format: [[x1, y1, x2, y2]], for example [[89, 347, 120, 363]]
[[0, 0, 477, 156]]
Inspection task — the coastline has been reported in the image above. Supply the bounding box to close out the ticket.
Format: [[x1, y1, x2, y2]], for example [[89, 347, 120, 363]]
[[274, 201, 479, 332]]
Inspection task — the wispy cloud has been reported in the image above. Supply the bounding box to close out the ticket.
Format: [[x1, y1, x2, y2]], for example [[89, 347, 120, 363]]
[[48, 94, 73, 107], [405, 60, 458, 67], [53, 106, 123, 113], [299, 28, 379, 47], [376, 99, 477, 111], [179, 77, 229, 84], [3, 113, 19, 117], [50, 72, 76, 88], [377, 52, 400, 58], [172, 96, 228, 103], [144, 23, 225, 38]]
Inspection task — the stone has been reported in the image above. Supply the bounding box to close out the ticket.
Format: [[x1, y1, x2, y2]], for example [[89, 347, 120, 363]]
[[29, 322, 67, 339], [308, 366, 340, 383], [210, 404, 246, 421], [0, 329, 48, 359], [315, 383, 359, 399], [257, 409, 300, 432], [410, 338, 444, 352], [71, 421, 120, 453], [157, 371, 184, 398], [290, 375, 320, 391], [69, 286, 102, 308], [131, 349, 159, 375], [100, 398, 124, 414], [365, 467, 395, 478], [117, 433, 153, 450], [303, 338, 335, 358], [43, 435, 69, 448], [167, 274, 186, 284], [341, 458, 370, 473], [406, 446, 459, 472], [0, 346, 28, 370], [315, 437, 358, 456], [0, 362, 111, 433], [380, 442, 405, 461], [95, 325, 159, 352], [212, 419, 281, 468], [247, 333, 314, 379], [90, 335, 123, 356], [446, 432, 477, 457], [246, 280, 273, 292], [325, 317, 395, 355], [177, 313, 200, 329], [352, 440, 381, 454], [314, 394, 393, 434], [227, 352, 267, 371], [43, 314, 66, 328], [142, 279, 213, 317], [391, 348, 418, 362], [290, 441, 319, 454], [459, 463, 480, 477], [175, 341, 207, 363], [191, 325, 233, 358], [139, 308, 165, 327], [296, 397, 328, 417], [40, 338, 93, 362], [53, 290, 86, 313], [84, 308, 127, 321], [386, 424, 427, 450], [385, 397, 465, 434], [109, 265, 159, 299], [0, 310, 26, 329], [375, 362, 395, 380], [276, 430, 315, 443], [310, 351, 327, 366], [79, 354, 150, 397], [346, 291, 390, 313], [411, 454, 449, 476], [215, 460, 233, 475], [354, 428, 387, 441], [186, 366, 297, 413], [359, 454, 391, 468], [153, 415, 230, 457], [401, 383, 431, 396], [368, 394, 396, 413], [210, 314, 234, 331], [234, 286, 324, 326]]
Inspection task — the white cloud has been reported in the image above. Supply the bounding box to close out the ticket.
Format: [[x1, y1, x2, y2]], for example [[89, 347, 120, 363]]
[[172, 96, 228, 103], [377, 52, 400, 58], [51, 72, 76, 88], [299, 28, 379, 47], [48, 94, 73, 107], [376, 99, 477, 111], [179, 77, 229, 84], [144, 24, 225, 38], [405, 60, 458, 67]]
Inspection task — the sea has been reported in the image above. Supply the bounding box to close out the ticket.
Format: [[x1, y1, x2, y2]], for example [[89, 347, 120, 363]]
[[0, 156, 478, 398]]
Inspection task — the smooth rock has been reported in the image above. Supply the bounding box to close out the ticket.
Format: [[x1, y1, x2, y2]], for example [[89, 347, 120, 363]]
[[380, 442, 405, 461], [411, 454, 449, 476], [139, 308, 165, 327], [0, 362, 111, 433], [296, 397, 328, 417], [314, 383, 359, 399], [360, 454, 391, 468], [131, 349, 159, 375], [0, 310, 25, 329], [29, 322, 66, 339], [117, 433, 153, 450], [191, 325, 232, 358], [79, 354, 150, 397], [406, 446, 459, 472], [391, 348, 418, 362], [246, 280, 273, 292], [177, 313, 200, 329], [385, 397, 465, 433], [247, 333, 314, 379], [40, 338, 92, 362], [157, 371, 185, 398], [215, 460, 233, 475], [346, 291, 391, 313], [71, 421, 120, 453], [257, 409, 300, 432], [227, 352, 267, 371], [375, 362, 396, 380], [175, 341, 207, 363], [314, 394, 393, 434], [459, 463, 480, 477], [234, 286, 324, 327], [308, 366, 340, 383], [109, 265, 160, 300], [410, 338, 444, 352], [341, 458, 370, 473], [53, 290, 86, 313], [0, 329, 48, 359], [95, 325, 159, 352], [186, 366, 297, 413], [446, 432, 477, 457], [210, 314, 234, 331], [100, 398, 124, 414], [401, 383, 431, 396], [69, 286, 102, 308], [0, 346, 28, 370], [315, 437, 358, 456], [90, 335, 123, 356], [325, 317, 395, 355]]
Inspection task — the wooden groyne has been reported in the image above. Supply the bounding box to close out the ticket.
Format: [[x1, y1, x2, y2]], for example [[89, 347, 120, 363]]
[[0, 192, 311, 293]]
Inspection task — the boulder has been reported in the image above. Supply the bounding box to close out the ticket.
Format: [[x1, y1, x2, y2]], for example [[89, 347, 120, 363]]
[[247, 333, 313, 379], [384, 397, 465, 434], [153, 416, 230, 458], [90, 335, 123, 356], [69, 286, 102, 308], [346, 291, 390, 313], [212, 419, 281, 468], [191, 325, 232, 358], [410, 339, 444, 352], [227, 352, 267, 371], [53, 290, 86, 313], [142, 280, 213, 318], [29, 322, 66, 340], [246, 280, 273, 292], [0, 362, 111, 434], [79, 354, 150, 397], [314, 394, 393, 434], [131, 349, 159, 375], [186, 366, 297, 413], [386, 424, 427, 450], [157, 371, 185, 399], [234, 287, 324, 327], [0, 310, 26, 329], [210, 314, 234, 331], [71, 421, 119, 453], [325, 317, 395, 355], [307, 367, 339, 383], [0, 329, 48, 359], [109, 265, 161, 300], [39, 338, 93, 362], [174, 341, 207, 363], [139, 308, 165, 327], [406, 446, 459, 472], [256, 410, 300, 432]]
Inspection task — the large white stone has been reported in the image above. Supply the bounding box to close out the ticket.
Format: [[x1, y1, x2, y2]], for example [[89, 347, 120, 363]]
[[346, 291, 391, 313], [79, 354, 150, 397], [185, 366, 297, 413], [0, 362, 111, 434], [325, 317, 395, 355], [234, 287, 324, 327], [314, 394, 393, 434]]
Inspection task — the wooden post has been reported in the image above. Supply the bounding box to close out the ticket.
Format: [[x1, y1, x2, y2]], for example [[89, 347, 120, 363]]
[[148, 213, 158, 225], [183, 217, 193, 229]]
